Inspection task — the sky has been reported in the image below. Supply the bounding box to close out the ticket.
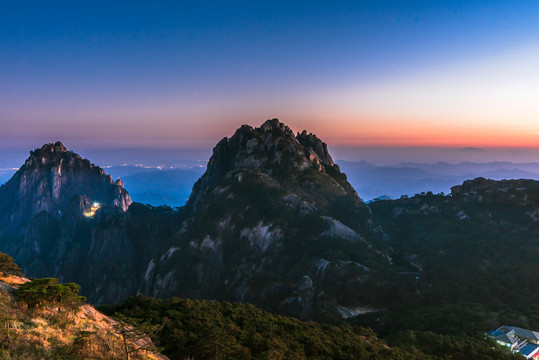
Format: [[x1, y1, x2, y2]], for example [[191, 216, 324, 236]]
[[2, 0, 539, 165]]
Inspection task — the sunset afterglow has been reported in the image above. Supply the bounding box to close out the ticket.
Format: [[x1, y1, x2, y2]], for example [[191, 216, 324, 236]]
[[1, 1, 539, 154]]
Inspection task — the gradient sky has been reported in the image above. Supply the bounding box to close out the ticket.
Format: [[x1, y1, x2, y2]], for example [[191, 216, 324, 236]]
[[2, 1, 539, 157]]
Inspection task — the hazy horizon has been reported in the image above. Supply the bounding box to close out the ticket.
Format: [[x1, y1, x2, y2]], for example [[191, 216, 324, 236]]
[[6, 141, 539, 206], [4, 141, 539, 172], [3, 2, 539, 151]]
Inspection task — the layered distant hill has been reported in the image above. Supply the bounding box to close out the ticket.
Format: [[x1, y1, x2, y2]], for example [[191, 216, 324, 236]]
[[339, 160, 539, 201]]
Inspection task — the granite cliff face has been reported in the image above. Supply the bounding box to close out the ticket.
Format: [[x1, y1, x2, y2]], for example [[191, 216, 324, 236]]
[[0, 141, 131, 233], [0, 142, 153, 303], [188, 119, 345, 210], [140, 119, 391, 320]]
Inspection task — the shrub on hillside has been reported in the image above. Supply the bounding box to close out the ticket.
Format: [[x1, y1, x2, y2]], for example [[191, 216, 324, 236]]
[[16, 278, 86, 310], [0, 252, 22, 276]]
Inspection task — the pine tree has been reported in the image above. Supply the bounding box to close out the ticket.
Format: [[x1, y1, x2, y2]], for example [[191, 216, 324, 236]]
[[0, 252, 22, 276]]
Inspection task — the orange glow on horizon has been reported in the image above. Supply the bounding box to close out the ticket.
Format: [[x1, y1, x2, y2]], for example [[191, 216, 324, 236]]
[[295, 116, 539, 148]]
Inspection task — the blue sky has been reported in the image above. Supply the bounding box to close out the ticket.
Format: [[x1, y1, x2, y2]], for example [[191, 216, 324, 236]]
[[1, 1, 539, 157]]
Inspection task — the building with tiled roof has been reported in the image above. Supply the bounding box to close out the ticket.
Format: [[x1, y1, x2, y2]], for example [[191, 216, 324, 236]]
[[488, 325, 539, 359]]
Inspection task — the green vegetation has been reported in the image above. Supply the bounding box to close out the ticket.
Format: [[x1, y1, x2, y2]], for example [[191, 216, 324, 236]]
[[17, 277, 86, 310], [0, 275, 162, 359], [386, 330, 519, 360], [0, 251, 22, 276], [102, 296, 519, 360], [364, 187, 539, 335]]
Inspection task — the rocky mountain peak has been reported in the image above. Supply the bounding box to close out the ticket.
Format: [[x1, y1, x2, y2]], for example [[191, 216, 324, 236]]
[[143, 119, 381, 320], [25, 141, 71, 167], [37, 141, 67, 153], [0, 142, 131, 232], [296, 130, 334, 169], [0, 120, 382, 319], [259, 118, 292, 133], [187, 119, 356, 211]]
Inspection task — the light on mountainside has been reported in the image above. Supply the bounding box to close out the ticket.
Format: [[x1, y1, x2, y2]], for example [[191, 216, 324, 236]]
[[83, 202, 101, 217]]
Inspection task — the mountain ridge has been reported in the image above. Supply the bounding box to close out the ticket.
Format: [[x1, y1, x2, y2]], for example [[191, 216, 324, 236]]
[[0, 142, 153, 304], [1, 120, 387, 319], [3, 119, 539, 329]]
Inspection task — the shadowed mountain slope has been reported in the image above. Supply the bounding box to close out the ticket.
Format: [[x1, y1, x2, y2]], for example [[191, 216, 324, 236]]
[[5, 121, 539, 330], [139, 119, 393, 320], [0, 142, 172, 304], [365, 177, 539, 332]]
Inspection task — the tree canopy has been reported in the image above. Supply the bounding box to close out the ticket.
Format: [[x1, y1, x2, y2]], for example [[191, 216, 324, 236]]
[[16, 278, 86, 309], [0, 251, 22, 276], [101, 296, 519, 360]]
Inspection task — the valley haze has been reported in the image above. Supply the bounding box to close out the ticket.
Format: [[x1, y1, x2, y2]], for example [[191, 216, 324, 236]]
[[3, 144, 539, 206]]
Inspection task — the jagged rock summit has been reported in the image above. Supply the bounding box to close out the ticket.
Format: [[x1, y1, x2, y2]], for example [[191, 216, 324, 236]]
[[143, 119, 388, 320], [0, 141, 131, 232], [188, 118, 358, 211], [0, 142, 138, 303]]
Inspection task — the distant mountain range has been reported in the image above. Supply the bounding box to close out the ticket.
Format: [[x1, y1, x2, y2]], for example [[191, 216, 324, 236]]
[[338, 160, 539, 201], [5, 160, 539, 206]]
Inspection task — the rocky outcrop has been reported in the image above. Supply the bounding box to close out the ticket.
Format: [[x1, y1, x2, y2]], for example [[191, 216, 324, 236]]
[[0, 141, 131, 233], [143, 119, 388, 320], [0, 142, 152, 303], [187, 119, 358, 212], [296, 129, 334, 169], [0, 275, 168, 359], [451, 177, 539, 204]]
